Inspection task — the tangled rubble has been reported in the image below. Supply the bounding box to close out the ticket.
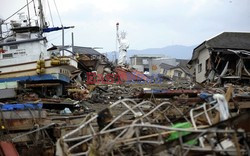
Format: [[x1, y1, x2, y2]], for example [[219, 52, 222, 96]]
[[57, 98, 250, 156], [1, 58, 250, 156]]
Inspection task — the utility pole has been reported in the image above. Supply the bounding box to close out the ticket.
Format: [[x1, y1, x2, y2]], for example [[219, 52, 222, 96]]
[[62, 25, 64, 56], [71, 32, 74, 47]]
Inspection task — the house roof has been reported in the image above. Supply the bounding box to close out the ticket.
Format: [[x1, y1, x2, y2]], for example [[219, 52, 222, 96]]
[[47, 45, 102, 55], [176, 59, 189, 66], [176, 59, 190, 74], [188, 32, 250, 64], [130, 54, 165, 58], [169, 65, 191, 75], [72, 46, 101, 55], [206, 32, 250, 50], [159, 63, 175, 70], [160, 61, 191, 75]]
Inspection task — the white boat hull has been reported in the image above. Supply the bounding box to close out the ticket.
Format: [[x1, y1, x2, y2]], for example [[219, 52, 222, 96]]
[[0, 57, 78, 80]]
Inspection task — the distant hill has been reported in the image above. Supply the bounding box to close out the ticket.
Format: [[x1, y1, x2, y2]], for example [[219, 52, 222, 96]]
[[106, 45, 196, 62]]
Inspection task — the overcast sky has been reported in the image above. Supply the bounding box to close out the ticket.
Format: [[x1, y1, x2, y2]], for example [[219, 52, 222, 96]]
[[1, 0, 250, 52]]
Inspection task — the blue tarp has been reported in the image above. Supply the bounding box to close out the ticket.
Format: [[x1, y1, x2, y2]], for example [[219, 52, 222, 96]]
[[199, 92, 214, 102], [0, 103, 43, 111], [43, 26, 72, 33], [0, 73, 70, 83]]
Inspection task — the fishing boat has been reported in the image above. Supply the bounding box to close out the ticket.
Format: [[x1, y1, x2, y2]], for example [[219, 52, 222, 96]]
[[0, 0, 78, 85]]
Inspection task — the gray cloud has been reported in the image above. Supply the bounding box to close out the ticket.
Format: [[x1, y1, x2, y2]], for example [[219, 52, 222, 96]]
[[1, 0, 250, 53]]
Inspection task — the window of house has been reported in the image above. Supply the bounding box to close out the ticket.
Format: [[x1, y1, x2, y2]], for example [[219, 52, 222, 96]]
[[164, 69, 168, 75], [137, 58, 143, 65], [198, 63, 202, 73], [144, 68, 149, 72], [206, 59, 210, 72], [9, 45, 18, 50], [174, 70, 182, 77], [142, 59, 148, 65]]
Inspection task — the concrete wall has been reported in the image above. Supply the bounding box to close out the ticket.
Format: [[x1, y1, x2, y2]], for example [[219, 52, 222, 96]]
[[136, 58, 143, 65], [195, 48, 210, 83], [131, 65, 144, 72], [130, 57, 136, 65], [130, 57, 151, 66]]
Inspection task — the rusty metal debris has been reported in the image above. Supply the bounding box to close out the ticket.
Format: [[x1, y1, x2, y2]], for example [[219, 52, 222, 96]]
[[1, 63, 250, 155], [1, 18, 250, 156], [57, 99, 250, 156]]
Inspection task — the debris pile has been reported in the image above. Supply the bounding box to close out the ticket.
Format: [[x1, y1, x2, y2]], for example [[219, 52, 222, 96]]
[[1, 61, 250, 156], [1, 1, 250, 155], [57, 98, 250, 156], [1, 31, 250, 156]]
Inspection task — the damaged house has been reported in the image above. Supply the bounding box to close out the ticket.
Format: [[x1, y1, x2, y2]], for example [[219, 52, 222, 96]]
[[160, 59, 192, 80], [188, 32, 250, 84]]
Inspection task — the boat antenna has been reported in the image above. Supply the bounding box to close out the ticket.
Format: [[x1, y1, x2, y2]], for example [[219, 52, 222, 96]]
[[38, 0, 46, 29], [26, 0, 31, 26], [32, 0, 38, 26], [33, 0, 37, 16]]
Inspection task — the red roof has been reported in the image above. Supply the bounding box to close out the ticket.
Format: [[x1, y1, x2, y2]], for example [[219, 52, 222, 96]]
[[115, 67, 150, 82]]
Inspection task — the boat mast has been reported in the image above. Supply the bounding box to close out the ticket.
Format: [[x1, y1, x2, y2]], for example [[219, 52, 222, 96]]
[[0, 19, 3, 39], [38, 0, 46, 29], [26, 0, 31, 26]]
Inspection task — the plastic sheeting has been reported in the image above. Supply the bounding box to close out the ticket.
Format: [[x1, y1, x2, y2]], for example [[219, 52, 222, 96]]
[[0, 73, 70, 83], [43, 26, 72, 33], [213, 94, 230, 121], [0, 103, 43, 111]]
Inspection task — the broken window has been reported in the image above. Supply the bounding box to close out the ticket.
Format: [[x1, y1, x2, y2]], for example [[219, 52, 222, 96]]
[[206, 58, 210, 72], [174, 70, 182, 77], [3, 53, 13, 58], [144, 67, 149, 72], [142, 59, 148, 65], [198, 63, 202, 73]]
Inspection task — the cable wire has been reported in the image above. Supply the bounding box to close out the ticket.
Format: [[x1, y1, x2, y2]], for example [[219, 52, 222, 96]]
[[53, 0, 62, 25], [47, 0, 54, 27], [32, 0, 37, 16]]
